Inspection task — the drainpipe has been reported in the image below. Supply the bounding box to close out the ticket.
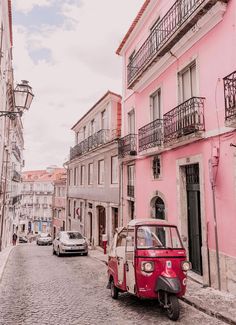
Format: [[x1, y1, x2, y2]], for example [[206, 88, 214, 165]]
[[119, 161, 124, 227], [208, 147, 221, 291]]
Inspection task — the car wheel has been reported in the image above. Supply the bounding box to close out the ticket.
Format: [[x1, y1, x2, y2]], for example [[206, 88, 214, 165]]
[[83, 252, 88, 256], [110, 278, 119, 299]]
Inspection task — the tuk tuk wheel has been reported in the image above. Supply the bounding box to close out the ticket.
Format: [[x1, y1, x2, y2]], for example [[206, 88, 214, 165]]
[[110, 279, 119, 299], [166, 295, 180, 321]]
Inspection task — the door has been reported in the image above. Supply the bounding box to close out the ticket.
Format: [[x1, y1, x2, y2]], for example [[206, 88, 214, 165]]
[[125, 227, 135, 294], [98, 206, 106, 247], [88, 212, 92, 243], [186, 164, 203, 275]]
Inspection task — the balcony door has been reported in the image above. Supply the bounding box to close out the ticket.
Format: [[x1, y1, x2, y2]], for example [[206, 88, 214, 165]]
[[128, 110, 135, 134], [179, 62, 197, 102], [150, 89, 161, 121]]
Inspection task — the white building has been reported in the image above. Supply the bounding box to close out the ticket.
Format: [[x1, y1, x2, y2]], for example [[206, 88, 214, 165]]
[[20, 167, 65, 235], [67, 91, 121, 247]]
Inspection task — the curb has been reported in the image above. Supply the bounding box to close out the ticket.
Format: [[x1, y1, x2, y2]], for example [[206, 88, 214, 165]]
[[0, 246, 14, 284], [181, 296, 236, 325]]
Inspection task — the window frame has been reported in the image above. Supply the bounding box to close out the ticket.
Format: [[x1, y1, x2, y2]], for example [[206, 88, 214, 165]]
[[98, 159, 105, 185]]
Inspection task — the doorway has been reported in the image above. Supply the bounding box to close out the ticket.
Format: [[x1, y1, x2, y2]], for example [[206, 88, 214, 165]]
[[112, 208, 118, 236], [97, 206, 106, 247], [88, 212, 92, 244], [185, 164, 203, 275]]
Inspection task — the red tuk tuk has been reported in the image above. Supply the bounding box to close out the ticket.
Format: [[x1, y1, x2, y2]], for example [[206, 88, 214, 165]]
[[107, 219, 191, 321]]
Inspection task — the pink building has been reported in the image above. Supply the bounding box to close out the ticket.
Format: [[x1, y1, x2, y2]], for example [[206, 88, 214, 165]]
[[117, 0, 236, 294]]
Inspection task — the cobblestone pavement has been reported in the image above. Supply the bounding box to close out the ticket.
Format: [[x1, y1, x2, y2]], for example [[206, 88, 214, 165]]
[[0, 244, 225, 325]]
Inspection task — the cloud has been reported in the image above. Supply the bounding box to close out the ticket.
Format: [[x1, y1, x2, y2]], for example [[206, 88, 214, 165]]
[[14, 0, 52, 14], [12, 0, 144, 170]]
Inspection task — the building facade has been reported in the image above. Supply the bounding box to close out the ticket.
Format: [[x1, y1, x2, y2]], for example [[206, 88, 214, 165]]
[[117, 0, 236, 294], [20, 167, 65, 236], [52, 172, 67, 238], [0, 0, 25, 250], [67, 91, 121, 247]]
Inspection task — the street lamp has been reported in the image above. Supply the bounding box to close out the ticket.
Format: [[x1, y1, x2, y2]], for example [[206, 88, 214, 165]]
[[0, 80, 34, 119]]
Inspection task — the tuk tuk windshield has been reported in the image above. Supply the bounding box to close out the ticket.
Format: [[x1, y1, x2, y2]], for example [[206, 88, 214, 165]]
[[136, 225, 183, 249]]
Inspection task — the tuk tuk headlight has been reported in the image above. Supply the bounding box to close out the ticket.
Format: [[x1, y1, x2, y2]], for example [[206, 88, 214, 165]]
[[181, 261, 191, 271], [141, 261, 154, 273]]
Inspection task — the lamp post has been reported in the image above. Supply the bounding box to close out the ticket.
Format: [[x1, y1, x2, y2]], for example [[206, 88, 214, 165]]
[[0, 80, 34, 251], [0, 80, 34, 119]]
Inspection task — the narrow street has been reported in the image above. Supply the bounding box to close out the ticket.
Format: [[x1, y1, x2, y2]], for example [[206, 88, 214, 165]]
[[0, 244, 225, 325]]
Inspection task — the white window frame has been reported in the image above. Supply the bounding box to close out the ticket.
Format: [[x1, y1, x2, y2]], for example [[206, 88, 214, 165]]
[[88, 163, 93, 185]]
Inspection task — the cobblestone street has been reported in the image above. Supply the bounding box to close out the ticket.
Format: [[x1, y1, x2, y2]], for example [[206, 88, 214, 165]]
[[0, 244, 225, 325]]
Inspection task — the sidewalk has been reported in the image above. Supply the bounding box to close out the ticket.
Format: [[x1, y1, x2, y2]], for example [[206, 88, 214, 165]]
[[0, 245, 14, 283], [89, 248, 236, 325]]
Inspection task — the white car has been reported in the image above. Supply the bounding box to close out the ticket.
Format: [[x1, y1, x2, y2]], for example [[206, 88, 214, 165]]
[[37, 233, 52, 246], [53, 231, 88, 256]]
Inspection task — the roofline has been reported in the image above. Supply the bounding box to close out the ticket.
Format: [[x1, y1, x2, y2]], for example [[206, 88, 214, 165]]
[[116, 0, 151, 55], [71, 90, 122, 130]]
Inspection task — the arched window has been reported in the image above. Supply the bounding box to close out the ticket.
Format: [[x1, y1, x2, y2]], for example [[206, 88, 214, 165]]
[[155, 197, 165, 220]]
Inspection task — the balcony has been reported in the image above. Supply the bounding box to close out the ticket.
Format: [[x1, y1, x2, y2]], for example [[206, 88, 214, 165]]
[[42, 204, 48, 209], [12, 170, 21, 182], [127, 0, 228, 88], [163, 97, 205, 145], [127, 185, 134, 198], [118, 134, 137, 158], [70, 129, 110, 160], [139, 119, 163, 152], [12, 143, 21, 161], [224, 70, 236, 127]]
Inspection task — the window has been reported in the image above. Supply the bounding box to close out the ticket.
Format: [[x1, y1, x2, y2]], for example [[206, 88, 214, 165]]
[[44, 197, 47, 204], [68, 199, 71, 216], [98, 160, 105, 185], [128, 110, 135, 134], [69, 169, 72, 186], [74, 167, 78, 186], [150, 89, 161, 121], [88, 163, 93, 185], [80, 165, 85, 185], [90, 119, 95, 135], [127, 165, 135, 197], [73, 200, 76, 219], [83, 126, 86, 139], [101, 110, 106, 129], [111, 156, 118, 184], [179, 62, 196, 102], [152, 155, 161, 179]]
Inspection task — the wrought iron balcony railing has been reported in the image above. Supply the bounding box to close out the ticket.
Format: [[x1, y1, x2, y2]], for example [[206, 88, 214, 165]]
[[118, 134, 137, 158], [139, 119, 163, 152], [12, 143, 21, 161], [223, 70, 236, 122], [12, 170, 21, 182], [70, 129, 110, 160], [127, 185, 134, 198], [163, 97, 205, 144], [127, 0, 225, 88]]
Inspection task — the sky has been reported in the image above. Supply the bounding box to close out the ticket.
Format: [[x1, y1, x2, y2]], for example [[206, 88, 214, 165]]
[[12, 0, 144, 170]]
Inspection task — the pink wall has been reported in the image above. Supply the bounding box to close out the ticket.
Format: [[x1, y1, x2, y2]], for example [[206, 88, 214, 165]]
[[121, 0, 236, 261]]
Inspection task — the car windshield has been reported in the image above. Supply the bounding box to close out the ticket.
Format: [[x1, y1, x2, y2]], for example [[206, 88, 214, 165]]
[[136, 225, 183, 249], [40, 233, 51, 237], [62, 232, 83, 240]]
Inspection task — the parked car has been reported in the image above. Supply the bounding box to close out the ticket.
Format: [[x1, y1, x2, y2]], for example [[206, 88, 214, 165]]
[[53, 231, 88, 256], [37, 233, 52, 246], [19, 236, 28, 243]]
